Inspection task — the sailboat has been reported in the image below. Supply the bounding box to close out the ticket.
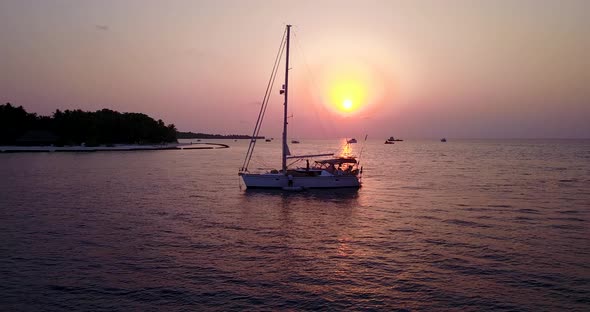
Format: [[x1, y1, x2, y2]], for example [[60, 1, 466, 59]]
[[239, 25, 362, 190]]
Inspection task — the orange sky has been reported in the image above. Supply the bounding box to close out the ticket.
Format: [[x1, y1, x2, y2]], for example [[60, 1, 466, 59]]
[[1, 0, 589, 138]]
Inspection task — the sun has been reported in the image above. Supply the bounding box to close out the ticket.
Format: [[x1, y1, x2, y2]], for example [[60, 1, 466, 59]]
[[342, 99, 353, 110], [327, 80, 366, 115]]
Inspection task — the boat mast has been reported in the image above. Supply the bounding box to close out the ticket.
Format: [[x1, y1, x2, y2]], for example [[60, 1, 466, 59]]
[[282, 25, 291, 173]]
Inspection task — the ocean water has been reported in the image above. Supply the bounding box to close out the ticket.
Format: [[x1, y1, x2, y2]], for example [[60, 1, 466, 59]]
[[1, 139, 589, 311]]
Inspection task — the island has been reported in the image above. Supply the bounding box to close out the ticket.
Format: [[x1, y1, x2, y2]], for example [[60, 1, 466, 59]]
[[0, 103, 230, 152], [177, 131, 264, 140]]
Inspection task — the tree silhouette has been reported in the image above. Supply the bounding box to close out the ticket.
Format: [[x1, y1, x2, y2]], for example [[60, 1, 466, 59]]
[[0, 103, 177, 145]]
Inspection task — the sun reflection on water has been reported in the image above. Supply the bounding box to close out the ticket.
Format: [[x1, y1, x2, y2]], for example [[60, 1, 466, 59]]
[[337, 139, 355, 158]]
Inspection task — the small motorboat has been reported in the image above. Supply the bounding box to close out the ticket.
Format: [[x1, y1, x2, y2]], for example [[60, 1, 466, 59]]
[[291, 140, 300, 144], [384, 140, 395, 144], [347, 138, 357, 144], [387, 136, 403, 142], [441, 138, 447, 142]]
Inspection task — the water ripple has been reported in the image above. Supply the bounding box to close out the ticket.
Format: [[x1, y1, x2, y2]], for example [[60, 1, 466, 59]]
[[1, 139, 589, 311]]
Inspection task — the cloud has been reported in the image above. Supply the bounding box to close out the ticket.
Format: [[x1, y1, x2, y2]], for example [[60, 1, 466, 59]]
[[95, 25, 109, 31]]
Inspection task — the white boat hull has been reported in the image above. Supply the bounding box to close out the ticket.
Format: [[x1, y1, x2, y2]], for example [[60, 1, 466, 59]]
[[240, 173, 361, 189]]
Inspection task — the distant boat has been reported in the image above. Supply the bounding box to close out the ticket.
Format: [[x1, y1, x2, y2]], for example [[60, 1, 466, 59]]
[[441, 138, 447, 142], [265, 139, 272, 142], [384, 140, 395, 144], [238, 25, 362, 190], [347, 138, 357, 144], [387, 136, 403, 142]]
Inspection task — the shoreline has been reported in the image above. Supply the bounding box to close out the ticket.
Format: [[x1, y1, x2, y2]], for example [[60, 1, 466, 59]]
[[0, 142, 230, 153]]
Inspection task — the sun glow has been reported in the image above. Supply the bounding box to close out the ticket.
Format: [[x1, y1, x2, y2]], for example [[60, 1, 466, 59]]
[[328, 79, 366, 115], [312, 60, 389, 118]]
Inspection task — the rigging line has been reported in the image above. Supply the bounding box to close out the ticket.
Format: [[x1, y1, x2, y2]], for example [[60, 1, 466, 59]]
[[243, 28, 286, 170], [247, 38, 286, 170], [243, 29, 286, 170], [287, 158, 303, 168], [254, 41, 285, 140], [252, 29, 287, 142], [242, 28, 287, 171], [257, 28, 287, 130], [357, 134, 369, 167]]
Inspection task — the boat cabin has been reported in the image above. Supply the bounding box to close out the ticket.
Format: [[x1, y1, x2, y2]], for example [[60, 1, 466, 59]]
[[313, 157, 359, 175]]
